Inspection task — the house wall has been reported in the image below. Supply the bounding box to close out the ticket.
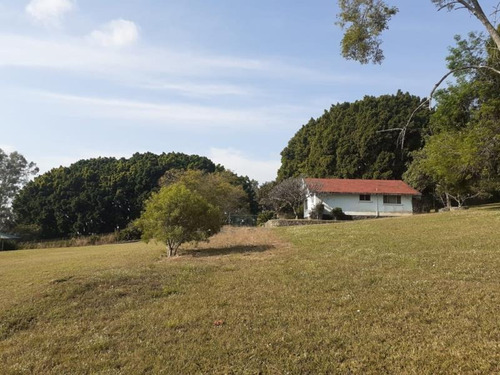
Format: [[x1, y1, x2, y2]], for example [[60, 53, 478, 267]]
[[305, 193, 414, 218]]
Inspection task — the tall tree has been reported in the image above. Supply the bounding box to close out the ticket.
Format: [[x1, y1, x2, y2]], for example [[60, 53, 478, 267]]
[[0, 149, 38, 230], [404, 31, 500, 207], [278, 92, 430, 181]]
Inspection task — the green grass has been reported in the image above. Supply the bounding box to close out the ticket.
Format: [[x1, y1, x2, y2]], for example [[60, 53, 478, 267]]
[[1, 207, 500, 374]]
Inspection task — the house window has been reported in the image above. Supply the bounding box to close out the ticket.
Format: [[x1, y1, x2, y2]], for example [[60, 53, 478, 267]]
[[359, 194, 371, 201], [383, 195, 401, 204]]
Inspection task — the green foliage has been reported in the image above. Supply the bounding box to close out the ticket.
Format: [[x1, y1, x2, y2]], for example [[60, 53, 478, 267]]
[[406, 30, 500, 207], [0, 149, 38, 231], [336, 0, 398, 64], [335, 1, 500, 65], [278, 91, 430, 180], [256, 210, 275, 226], [161, 170, 250, 218], [136, 183, 223, 256], [310, 203, 324, 220], [13, 152, 217, 239]]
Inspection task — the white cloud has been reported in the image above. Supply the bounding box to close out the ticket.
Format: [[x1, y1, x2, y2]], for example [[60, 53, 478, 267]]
[[144, 82, 257, 97], [28, 90, 296, 130], [25, 0, 75, 27], [88, 19, 140, 48], [209, 148, 280, 183]]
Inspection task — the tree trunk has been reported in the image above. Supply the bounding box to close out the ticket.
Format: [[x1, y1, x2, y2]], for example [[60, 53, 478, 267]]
[[445, 193, 452, 209]]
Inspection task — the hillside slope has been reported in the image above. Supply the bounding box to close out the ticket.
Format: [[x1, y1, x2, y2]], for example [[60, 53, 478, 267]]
[[1, 207, 499, 374]]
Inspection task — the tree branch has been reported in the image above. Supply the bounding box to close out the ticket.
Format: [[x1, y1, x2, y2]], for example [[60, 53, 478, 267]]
[[378, 65, 500, 149]]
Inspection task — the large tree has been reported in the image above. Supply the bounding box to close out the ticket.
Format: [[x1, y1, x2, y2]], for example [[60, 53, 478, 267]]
[[278, 91, 430, 181], [0, 149, 38, 230], [404, 32, 500, 207]]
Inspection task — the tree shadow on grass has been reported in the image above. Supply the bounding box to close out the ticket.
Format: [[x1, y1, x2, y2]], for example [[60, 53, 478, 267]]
[[184, 244, 275, 258]]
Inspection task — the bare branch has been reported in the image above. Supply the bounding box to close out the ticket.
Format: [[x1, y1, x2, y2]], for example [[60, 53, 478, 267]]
[[378, 65, 500, 149]]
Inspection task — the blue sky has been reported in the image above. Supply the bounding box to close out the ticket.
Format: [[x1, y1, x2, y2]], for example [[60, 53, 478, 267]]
[[0, 0, 495, 183]]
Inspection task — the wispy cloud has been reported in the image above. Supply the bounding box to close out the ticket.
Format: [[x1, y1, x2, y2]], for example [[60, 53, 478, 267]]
[[143, 82, 257, 97], [0, 33, 345, 85], [209, 148, 279, 183], [88, 19, 140, 48], [25, 0, 75, 27], [28, 90, 303, 130]]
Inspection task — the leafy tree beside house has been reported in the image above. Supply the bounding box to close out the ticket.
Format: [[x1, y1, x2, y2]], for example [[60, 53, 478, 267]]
[[278, 92, 430, 181]]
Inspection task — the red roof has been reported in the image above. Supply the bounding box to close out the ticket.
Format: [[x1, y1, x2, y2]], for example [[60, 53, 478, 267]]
[[305, 178, 421, 196]]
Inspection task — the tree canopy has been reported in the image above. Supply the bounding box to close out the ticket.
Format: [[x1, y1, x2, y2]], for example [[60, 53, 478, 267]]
[[136, 183, 223, 257], [159, 169, 251, 218], [13, 152, 219, 238], [404, 31, 500, 207], [278, 91, 430, 181]]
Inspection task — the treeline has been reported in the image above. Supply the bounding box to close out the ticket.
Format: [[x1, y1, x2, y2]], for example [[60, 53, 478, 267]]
[[13, 152, 258, 239], [278, 91, 430, 181]]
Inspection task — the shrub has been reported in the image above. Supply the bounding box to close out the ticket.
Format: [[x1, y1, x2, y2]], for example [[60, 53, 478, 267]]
[[257, 211, 275, 226]]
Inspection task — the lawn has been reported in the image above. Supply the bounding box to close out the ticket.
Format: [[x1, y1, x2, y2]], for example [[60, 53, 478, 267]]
[[1, 207, 499, 374]]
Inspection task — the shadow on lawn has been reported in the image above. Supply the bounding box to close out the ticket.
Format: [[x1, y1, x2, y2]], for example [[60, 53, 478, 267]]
[[185, 244, 275, 258]]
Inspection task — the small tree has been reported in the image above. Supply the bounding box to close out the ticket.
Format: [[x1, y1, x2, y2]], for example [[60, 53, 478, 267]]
[[136, 183, 223, 257], [266, 178, 308, 219]]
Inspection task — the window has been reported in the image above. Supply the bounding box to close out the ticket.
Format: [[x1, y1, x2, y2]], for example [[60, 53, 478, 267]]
[[359, 194, 371, 201], [383, 195, 401, 204]]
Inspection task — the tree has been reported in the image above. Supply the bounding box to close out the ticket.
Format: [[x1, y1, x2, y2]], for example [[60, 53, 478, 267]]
[[405, 131, 483, 207], [266, 178, 308, 219], [159, 169, 250, 219], [278, 92, 430, 181], [13, 152, 218, 238], [0, 149, 38, 230], [404, 30, 500, 208], [336, 1, 500, 65], [136, 183, 223, 257]]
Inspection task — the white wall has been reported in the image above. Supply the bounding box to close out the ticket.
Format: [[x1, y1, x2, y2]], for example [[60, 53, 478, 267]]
[[305, 193, 414, 218]]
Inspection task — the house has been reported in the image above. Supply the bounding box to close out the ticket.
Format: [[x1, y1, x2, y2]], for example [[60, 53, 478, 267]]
[[303, 178, 421, 218]]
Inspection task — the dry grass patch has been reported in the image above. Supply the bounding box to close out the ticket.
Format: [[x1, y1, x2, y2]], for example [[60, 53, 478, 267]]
[[1, 209, 500, 374]]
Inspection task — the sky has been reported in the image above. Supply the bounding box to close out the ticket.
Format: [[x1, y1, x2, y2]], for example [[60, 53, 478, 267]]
[[0, 0, 496, 183]]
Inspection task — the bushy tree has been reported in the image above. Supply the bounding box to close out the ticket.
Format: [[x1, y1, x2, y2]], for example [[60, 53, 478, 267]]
[[159, 169, 250, 218], [405, 31, 500, 207], [136, 183, 223, 257], [0, 149, 38, 230], [278, 92, 430, 180]]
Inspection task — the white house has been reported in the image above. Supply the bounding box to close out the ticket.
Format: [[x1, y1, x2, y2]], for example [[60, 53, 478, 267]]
[[303, 178, 421, 218]]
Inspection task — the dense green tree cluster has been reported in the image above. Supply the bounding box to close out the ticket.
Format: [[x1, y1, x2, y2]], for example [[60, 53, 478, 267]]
[[13, 152, 257, 239], [278, 91, 430, 181], [404, 32, 500, 207]]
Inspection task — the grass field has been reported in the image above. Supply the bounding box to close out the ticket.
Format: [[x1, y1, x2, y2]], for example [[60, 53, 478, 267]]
[[1, 206, 499, 374]]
